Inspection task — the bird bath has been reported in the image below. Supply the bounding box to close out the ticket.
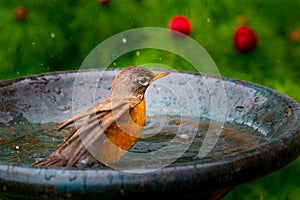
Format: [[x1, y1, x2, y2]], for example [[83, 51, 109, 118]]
[[0, 69, 300, 199]]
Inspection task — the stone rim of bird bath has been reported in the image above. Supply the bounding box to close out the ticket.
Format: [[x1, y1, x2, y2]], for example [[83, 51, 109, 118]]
[[0, 69, 299, 199]]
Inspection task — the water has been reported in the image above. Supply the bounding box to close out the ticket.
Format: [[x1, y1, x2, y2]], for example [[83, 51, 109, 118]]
[[0, 115, 267, 167], [0, 122, 66, 165], [130, 116, 267, 167]]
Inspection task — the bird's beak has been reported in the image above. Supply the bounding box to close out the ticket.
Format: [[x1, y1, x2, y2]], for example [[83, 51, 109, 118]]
[[151, 71, 169, 83]]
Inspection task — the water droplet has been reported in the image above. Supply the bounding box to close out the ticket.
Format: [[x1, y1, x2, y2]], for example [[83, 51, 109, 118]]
[[136, 51, 140, 56], [32, 42, 36, 46], [168, 79, 174, 84], [165, 101, 171, 106], [214, 80, 222, 87], [179, 134, 190, 140], [79, 80, 84, 85], [54, 87, 62, 95], [206, 18, 212, 23], [16, 71, 20, 76], [179, 79, 187, 85], [113, 62, 117, 66], [69, 175, 77, 182], [122, 38, 127, 43], [235, 106, 245, 112], [45, 174, 55, 181], [285, 105, 292, 117], [50, 32, 56, 39]]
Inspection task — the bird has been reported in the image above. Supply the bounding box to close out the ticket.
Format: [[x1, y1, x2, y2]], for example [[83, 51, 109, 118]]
[[32, 66, 169, 168]]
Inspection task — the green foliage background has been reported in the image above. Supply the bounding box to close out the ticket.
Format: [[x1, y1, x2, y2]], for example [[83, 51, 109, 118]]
[[0, 0, 300, 199]]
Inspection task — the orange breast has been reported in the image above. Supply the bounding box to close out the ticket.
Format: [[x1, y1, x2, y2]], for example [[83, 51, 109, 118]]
[[106, 98, 146, 150], [95, 99, 146, 164]]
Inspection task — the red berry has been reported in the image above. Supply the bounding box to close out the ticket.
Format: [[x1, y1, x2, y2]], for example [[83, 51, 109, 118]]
[[234, 26, 258, 53], [98, 0, 109, 6], [14, 6, 28, 21], [288, 29, 300, 43], [169, 15, 191, 37]]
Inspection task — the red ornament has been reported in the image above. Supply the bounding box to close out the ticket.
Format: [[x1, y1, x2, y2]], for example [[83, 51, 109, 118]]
[[169, 15, 191, 37], [234, 26, 258, 53], [288, 29, 300, 43], [98, 0, 109, 6], [14, 6, 28, 21]]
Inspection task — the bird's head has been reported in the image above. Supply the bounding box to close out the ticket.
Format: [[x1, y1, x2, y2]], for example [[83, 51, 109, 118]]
[[110, 66, 169, 103]]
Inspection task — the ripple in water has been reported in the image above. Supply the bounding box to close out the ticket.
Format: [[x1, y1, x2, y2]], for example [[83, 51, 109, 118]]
[[0, 115, 268, 167]]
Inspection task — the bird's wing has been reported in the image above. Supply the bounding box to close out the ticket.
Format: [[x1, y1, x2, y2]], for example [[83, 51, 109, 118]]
[[57, 96, 113, 131], [65, 102, 131, 166], [33, 97, 134, 167]]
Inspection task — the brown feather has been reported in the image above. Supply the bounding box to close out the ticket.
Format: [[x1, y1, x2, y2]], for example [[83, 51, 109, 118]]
[[33, 96, 137, 167]]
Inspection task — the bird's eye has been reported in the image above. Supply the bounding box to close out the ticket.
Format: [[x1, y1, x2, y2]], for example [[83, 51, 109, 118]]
[[138, 77, 149, 86]]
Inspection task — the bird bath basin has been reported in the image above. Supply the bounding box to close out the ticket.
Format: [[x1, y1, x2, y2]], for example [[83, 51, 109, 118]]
[[0, 69, 300, 199]]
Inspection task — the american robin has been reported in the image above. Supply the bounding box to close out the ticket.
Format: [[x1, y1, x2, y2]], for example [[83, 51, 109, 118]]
[[32, 66, 169, 167]]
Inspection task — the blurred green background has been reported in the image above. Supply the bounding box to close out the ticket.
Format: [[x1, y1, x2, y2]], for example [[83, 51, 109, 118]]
[[1, 0, 300, 199]]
